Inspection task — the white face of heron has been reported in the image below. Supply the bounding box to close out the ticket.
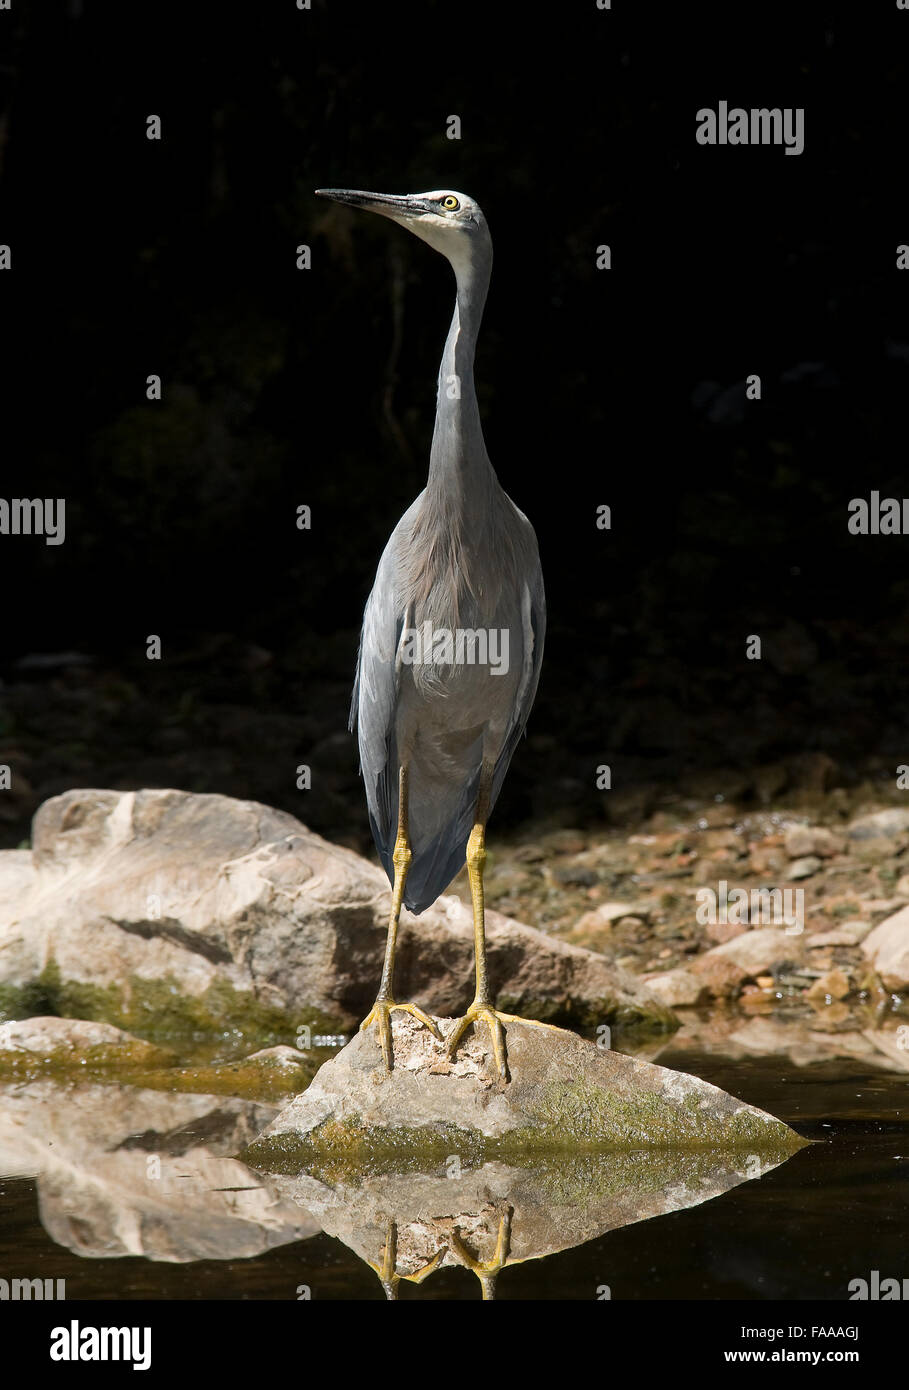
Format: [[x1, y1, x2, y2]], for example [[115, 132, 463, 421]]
[[388, 190, 489, 273]]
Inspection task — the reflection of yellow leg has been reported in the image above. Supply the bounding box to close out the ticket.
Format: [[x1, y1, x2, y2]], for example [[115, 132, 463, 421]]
[[360, 766, 442, 1070], [451, 1208, 513, 1301], [445, 776, 562, 1081], [366, 1220, 447, 1300]]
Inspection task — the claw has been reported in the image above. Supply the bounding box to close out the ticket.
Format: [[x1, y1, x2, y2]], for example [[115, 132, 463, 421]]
[[451, 1207, 513, 1300], [366, 1219, 448, 1299], [445, 1003, 564, 1081], [360, 998, 442, 1070]]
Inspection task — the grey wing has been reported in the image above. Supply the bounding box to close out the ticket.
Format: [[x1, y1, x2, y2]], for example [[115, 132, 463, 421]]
[[349, 531, 411, 869], [489, 555, 546, 811]]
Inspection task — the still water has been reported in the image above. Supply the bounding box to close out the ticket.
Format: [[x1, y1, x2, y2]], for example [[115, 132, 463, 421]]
[[1, 1036, 904, 1300]]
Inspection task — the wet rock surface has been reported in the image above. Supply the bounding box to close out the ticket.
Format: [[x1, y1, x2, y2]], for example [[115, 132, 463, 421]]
[[252, 1012, 806, 1164]]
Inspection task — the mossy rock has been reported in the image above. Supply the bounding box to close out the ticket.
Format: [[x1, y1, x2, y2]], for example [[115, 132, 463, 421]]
[[250, 1012, 808, 1169]]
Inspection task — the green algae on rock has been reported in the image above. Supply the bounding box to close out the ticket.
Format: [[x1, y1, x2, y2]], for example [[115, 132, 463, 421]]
[[250, 1013, 807, 1168], [0, 1016, 175, 1080], [35, 957, 345, 1054], [0, 1017, 317, 1100]]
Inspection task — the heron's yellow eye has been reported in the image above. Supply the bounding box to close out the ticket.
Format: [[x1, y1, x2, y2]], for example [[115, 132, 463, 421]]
[[441, 195, 460, 211]]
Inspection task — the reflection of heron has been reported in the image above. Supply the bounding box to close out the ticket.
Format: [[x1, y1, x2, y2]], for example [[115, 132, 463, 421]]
[[316, 187, 555, 1079], [366, 1220, 446, 1301], [366, 1208, 514, 1301]]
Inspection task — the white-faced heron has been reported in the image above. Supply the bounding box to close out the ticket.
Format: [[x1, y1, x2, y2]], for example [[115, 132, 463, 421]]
[[315, 186, 554, 1079]]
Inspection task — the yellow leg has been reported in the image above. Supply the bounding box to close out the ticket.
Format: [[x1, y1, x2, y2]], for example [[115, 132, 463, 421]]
[[445, 775, 562, 1080], [451, 1207, 513, 1301], [366, 1219, 447, 1300], [360, 766, 442, 1069]]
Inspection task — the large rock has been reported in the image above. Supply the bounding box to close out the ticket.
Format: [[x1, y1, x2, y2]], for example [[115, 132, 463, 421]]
[[0, 789, 676, 1041], [862, 905, 909, 991], [250, 1012, 805, 1165]]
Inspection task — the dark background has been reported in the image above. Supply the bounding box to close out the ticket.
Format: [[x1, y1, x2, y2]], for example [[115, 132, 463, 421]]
[[0, 0, 906, 853]]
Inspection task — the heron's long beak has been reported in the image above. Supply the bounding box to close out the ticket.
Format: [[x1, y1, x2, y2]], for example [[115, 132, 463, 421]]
[[315, 188, 433, 220]]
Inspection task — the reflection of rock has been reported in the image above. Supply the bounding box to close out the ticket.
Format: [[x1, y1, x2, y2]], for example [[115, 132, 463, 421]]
[[0, 1016, 172, 1070], [268, 1149, 798, 1297], [0, 1016, 315, 1099], [660, 1013, 909, 1073], [863, 905, 909, 991], [252, 1014, 805, 1164], [0, 1081, 317, 1262], [0, 789, 676, 1037]]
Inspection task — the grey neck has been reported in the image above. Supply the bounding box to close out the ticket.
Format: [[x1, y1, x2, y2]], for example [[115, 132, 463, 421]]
[[425, 241, 496, 505]]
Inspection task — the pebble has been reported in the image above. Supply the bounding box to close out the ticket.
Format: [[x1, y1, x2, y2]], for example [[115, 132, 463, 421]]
[[787, 855, 822, 880], [805, 969, 852, 1002]]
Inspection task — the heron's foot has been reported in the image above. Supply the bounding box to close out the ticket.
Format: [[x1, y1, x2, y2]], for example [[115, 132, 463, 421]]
[[451, 1208, 513, 1301], [444, 1000, 563, 1081], [360, 997, 443, 1071], [367, 1219, 447, 1300]]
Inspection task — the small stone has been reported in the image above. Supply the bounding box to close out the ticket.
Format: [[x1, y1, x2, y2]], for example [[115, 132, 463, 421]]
[[808, 920, 872, 948], [783, 825, 843, 859], [848, 808, 909, 840], [787, 856, 822, 880], [805, 969, 851, 1002], [576, 902, 640, 930], [640, 969, 707, 1008], [755, 975, 775, 989], [749, 845, 785, 875], [244, 1045, 310, 1070]]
